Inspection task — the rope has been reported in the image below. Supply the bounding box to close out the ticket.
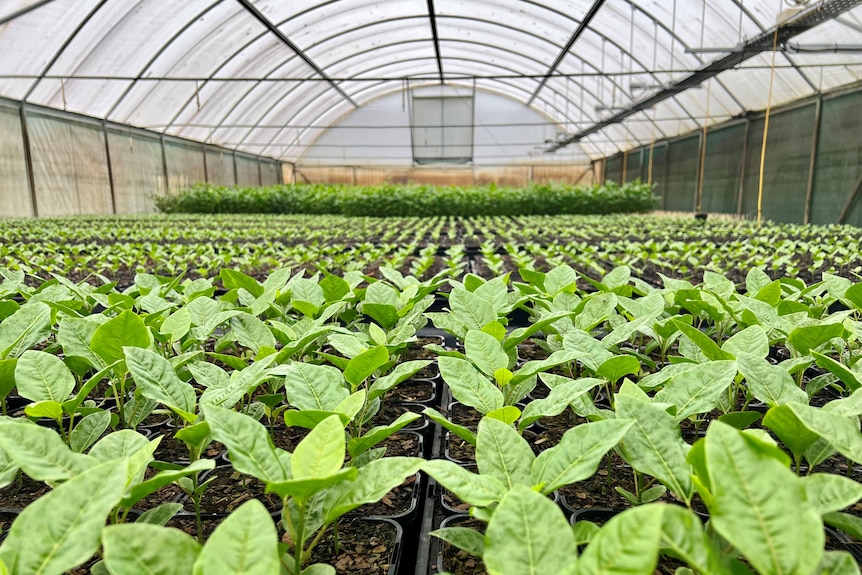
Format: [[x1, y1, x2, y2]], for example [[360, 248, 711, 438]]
[[757, 28, 780, 225]]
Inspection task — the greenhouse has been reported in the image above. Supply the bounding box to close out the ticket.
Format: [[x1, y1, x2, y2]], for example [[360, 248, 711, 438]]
[[4, 1, 862, 574]]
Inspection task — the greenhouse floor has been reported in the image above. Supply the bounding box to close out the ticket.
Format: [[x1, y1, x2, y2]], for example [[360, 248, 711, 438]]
[[1, 214, 862, 574]]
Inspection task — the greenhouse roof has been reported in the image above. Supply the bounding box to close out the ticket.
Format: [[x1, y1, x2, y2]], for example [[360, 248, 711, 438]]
[[2, 0, 862, 161]]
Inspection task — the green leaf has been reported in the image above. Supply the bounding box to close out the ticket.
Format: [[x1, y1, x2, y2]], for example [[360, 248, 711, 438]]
[[722, 326, 769, 359], [815, 551, 859, 575], [824, 511, 862, 542], [90, 310, 150, 368], [292, 414, 345, 480], [15, 350, 75, 403], [135, 503, 184, 526], [220, 269, 264, 298], [653, 360, 738, 421], [439, 356, 503, 414], [24, 400, 63, 421], [659, 505, 739, 575], [123, 459, 215, 508], [103, 524, 201, 575], [229, 313, 276, 354], [367, 360, 431, 402], [615, 395, 693, 505], [486, 406, 521, 425], [193, 500, 280, 575], [283, 410, 349, 429], [203, 404, 290, 483], [266, 467, 357, 500], [531, 419, 634, 494], [0, 358, 16, 400], [344, 346, 389, 388], [811, 351, 861, 392], [705, 422, 823, 575], [284, 363, 348, 412], [348, 412, 421, 457], [422, 407, 476, 446], [762, 404, 821, 461], [476, 417, 534, 489], [323, 457, 423, 522], [422, 459, 506, 507], [0, 419, 93, 481], [431, 527, 485, 557], [596, 355, 641, 383], [574, 505, 664, 575], [69, 410, 112, 453], [0, 302, 52, 359], [737, 353, 807, 407], [788, 323, 845, 356], [519, 377, 600, 430], [301, 565, 336, 575], [0, 460, 127, 575], [484, 484, 575, 575], [450, 288, 497, 331], [776, 402, 862, 464], [803, 473, 862, 515], [673, 321, 734, 361], [465, 329, 509, 376], [754, 280, 782, 306], [160, 308, 192, 341], [125, 347, 196, 422]]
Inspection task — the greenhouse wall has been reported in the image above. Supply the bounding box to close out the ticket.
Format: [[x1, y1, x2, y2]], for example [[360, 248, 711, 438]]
[[604, 83, 862, 226], [0, 98, 284, 217], [292, 165, 594, 187]]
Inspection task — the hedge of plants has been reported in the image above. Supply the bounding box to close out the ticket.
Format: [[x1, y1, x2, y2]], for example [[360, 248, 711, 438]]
[[153, 181, 657, 217]]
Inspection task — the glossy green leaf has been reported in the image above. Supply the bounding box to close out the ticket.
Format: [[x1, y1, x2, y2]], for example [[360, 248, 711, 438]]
[[653, 360, 738, 421], [0, 418, 93, 481], [292, 414, 345, 480], [203, 404, 290, 483], [705, 422, 823, 575], [103, 523, 201, 575], [15, 350, 75, 403], [422, 459, 506, 507], [615, 395, 693, 505], [0, 460, 127, 575], [348, 411, 421, 457], [69, 410, 112, 453], [484, 484, 575, 575], [673, 321, 734, 361], [596, 355, 641, 383], [737, 353, 807, 407], [439, 356, 503, 414], [283, 362, 348, 412], [722, 326, 769, 359], [0, 302, 52, 359], [90, 310, 150, 368], [465, 329, 509, 376], [367, 360, 431, 402], [323, 457, 423, 522], [788, 323, 844, 356], [431, 527, 485, 557], [476, 416, 534, 489], [422, 407, 476, 446], [574, 505, 664, 575], [124, 346, 196, 421], [531, 419, 634, 494], [344, 345, 389, 388], [193, 500, 280, 575]]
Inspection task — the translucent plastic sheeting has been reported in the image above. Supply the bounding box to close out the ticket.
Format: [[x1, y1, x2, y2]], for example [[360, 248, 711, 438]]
[[0, 105, 31, 217], [205, 149, 236, 186], [260, 161, 280, 186], [106, 128, 165, 215], [1, 0, 862, 162], [28, 113, 112, 217], [164, 140, 206, 194], [235, 156, 261, 187]]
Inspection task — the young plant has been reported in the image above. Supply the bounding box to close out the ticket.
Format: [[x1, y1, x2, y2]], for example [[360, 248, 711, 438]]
[[203, 406, 421, 574]]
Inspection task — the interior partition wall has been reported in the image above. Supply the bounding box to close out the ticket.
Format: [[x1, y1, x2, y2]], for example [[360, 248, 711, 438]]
[[0, 98, 286, 218], [603, 82, 862, 226]]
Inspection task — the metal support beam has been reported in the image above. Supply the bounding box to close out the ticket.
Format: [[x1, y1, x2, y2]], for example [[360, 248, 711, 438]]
[[19, 105, 38, 217], [0, 0, 60, 26], [102, 120, 117, 214], [737, 117, 750, 217], [803, 97, 822, 224], [547, 0, 862, 152], [426, 0, 444, 82], [838, 172, 862, 225], [528, 0, 605, 105], [233, 0, 357, 107]]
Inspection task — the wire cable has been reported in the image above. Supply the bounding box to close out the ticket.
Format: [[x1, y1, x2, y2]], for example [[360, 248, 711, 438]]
[[757, 29, 780, 225]]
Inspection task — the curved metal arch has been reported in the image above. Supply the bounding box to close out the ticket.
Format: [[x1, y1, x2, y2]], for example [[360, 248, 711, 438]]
[[21, 0, 111, 103], [229, 41, 652, 158], [277, 79, 607, 161], [206, 13, 674, 151], [262, 59, 637, 162], [102, 0, 225, 120], [161, 3, 684, 136]]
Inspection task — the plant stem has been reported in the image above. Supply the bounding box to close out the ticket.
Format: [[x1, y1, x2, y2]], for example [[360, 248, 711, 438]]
[[294, 501, 306, 575]]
